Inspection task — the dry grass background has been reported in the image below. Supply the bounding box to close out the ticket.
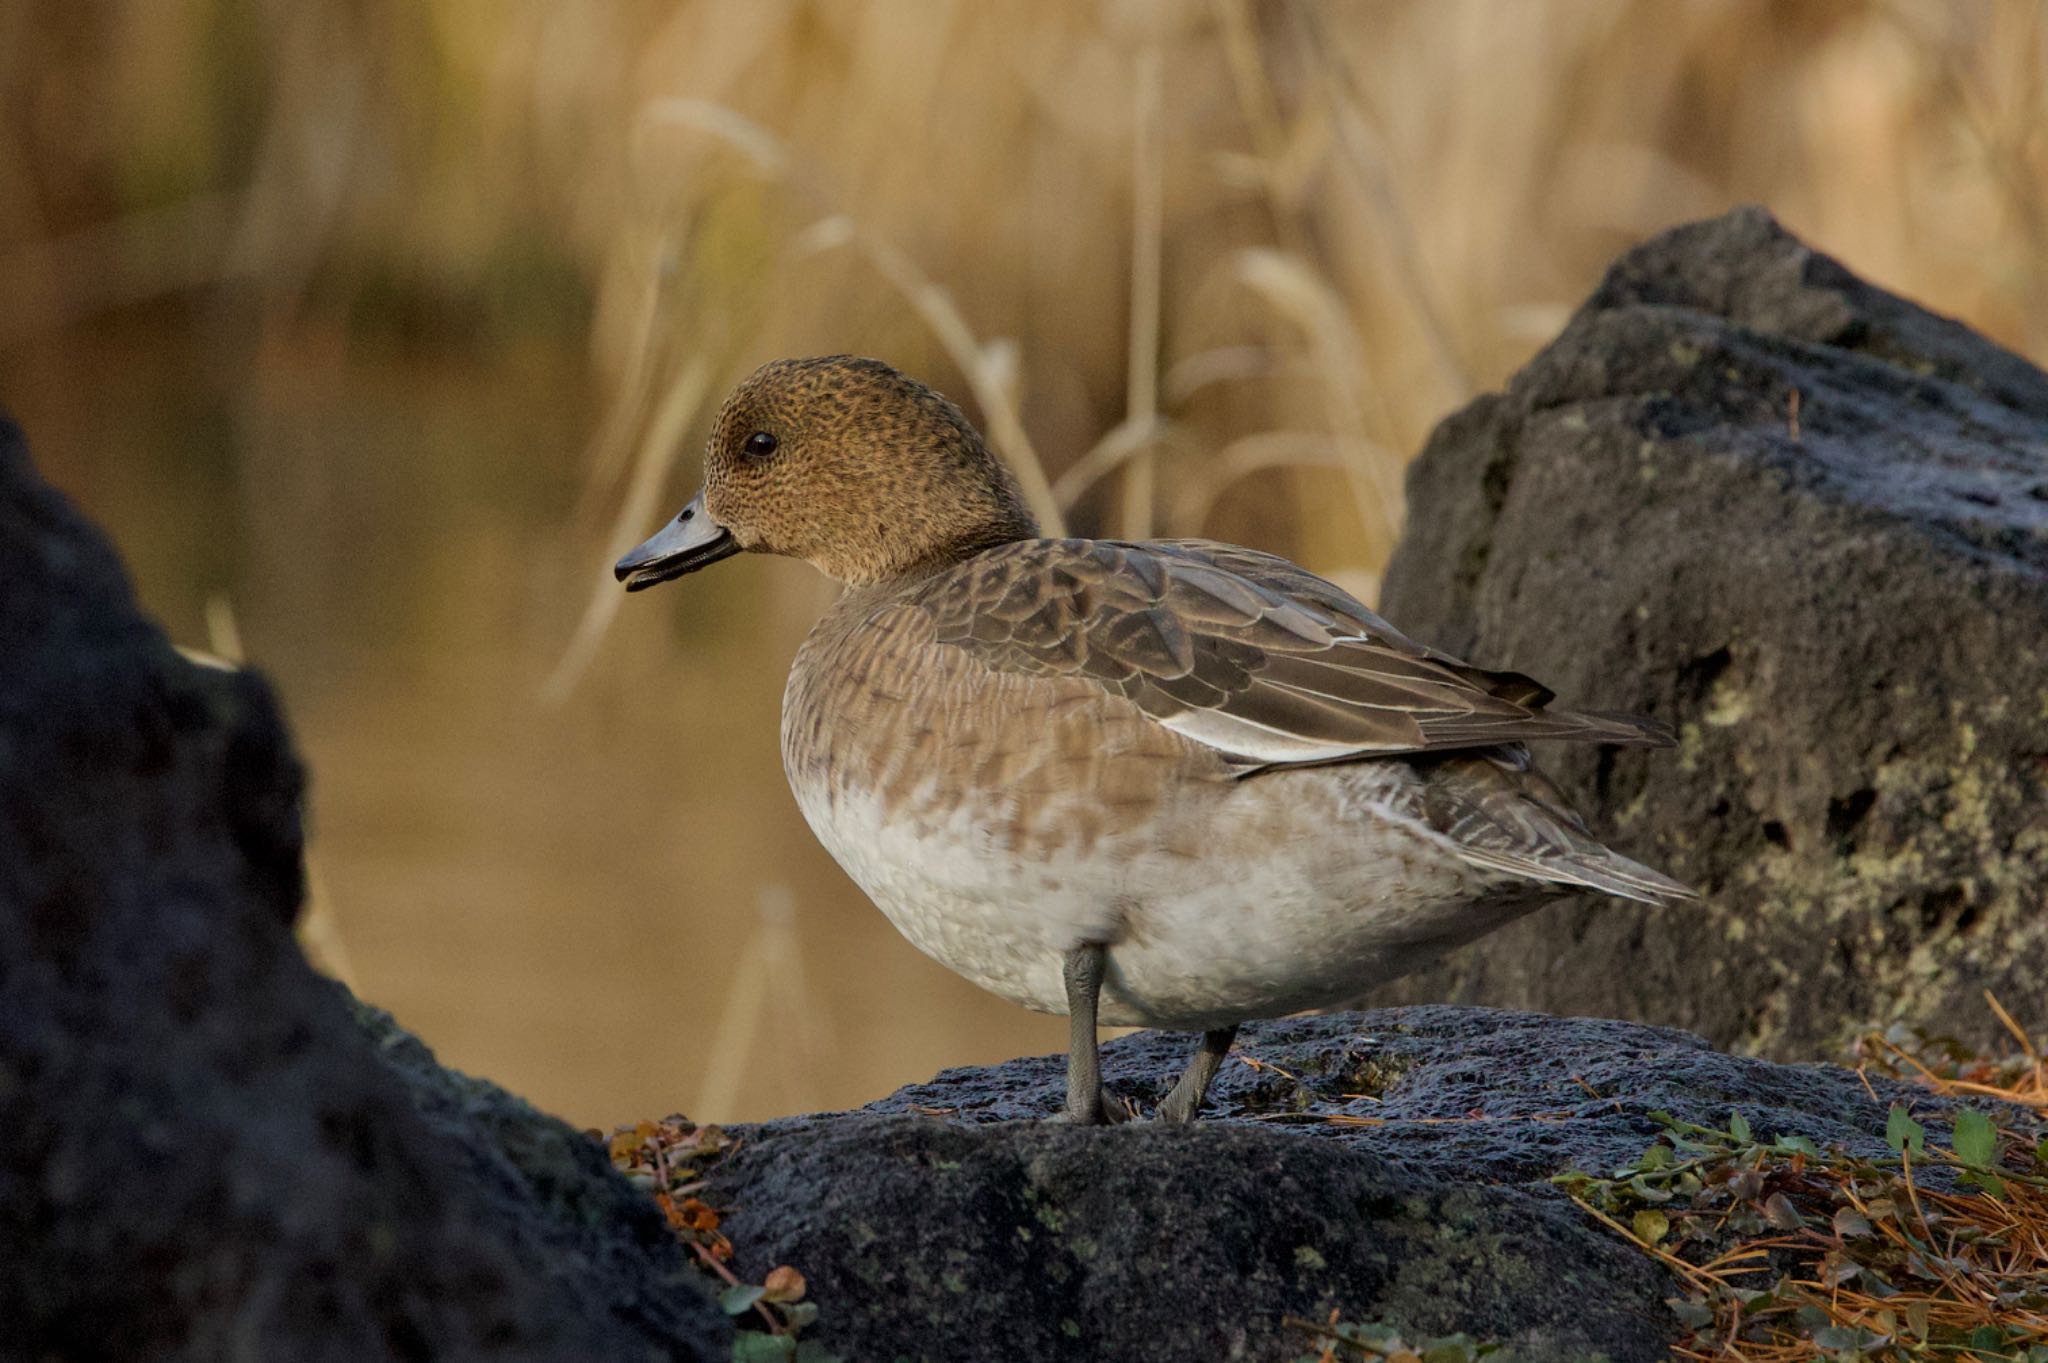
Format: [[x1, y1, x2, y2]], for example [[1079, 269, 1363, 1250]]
[[1, 0, 2044, 1125]]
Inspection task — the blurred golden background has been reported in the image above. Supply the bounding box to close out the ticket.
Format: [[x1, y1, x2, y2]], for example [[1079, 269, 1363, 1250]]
[[3, 1, 2043, 1127]]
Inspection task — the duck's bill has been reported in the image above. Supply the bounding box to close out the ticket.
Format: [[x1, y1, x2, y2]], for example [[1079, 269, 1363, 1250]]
[[614, 492, 740, 591]]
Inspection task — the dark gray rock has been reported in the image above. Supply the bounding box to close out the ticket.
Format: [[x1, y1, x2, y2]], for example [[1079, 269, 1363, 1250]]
[[1377, 205, 2048, 1058], [708, 1007, 1969, 1363], [0, 416, 726, 1362]]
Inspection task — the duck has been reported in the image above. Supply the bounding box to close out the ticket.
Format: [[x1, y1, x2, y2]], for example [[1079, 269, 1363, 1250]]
[[616, 355, 1693, 1124]]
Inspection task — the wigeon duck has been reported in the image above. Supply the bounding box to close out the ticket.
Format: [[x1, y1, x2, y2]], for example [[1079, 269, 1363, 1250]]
[[617, 356, 1692, 1124]]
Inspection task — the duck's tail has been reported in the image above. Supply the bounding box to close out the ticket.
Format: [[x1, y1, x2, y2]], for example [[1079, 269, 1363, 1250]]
[[1421, 750, 1698, 907]]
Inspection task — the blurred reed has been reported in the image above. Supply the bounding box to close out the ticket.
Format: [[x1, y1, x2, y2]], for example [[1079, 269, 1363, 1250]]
[[4, 0, 2044, 1123], [8, 2, 2044, 582]]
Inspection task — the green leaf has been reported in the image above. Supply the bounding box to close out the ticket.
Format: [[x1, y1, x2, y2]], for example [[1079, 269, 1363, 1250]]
[[1962, 1168, 2008, 1201], [1349, 1323, 1404, 1350], [1727, 1111, 1752, 1144], [720, 1284, 767, 1317], [1666, 1297, 1714, 1330], [1971, 1325, 2015, 1354], [1632, 1209, 1670, 1245], [732, 1330, 796, 1362], [1419, 1338, 1480, 1363], [1628, 1173, 1672, 1203], [1950, 1108, 1997, 1166], [1885, 1103, 1926, 1157], [1813, 1325, 1878, 1352]]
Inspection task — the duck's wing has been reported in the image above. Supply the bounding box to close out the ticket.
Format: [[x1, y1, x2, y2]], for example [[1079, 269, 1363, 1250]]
[[909, 537, 1671, 772]]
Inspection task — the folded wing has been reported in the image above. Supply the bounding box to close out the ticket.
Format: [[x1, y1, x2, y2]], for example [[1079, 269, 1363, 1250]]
[[911, 537, 1671, 772]]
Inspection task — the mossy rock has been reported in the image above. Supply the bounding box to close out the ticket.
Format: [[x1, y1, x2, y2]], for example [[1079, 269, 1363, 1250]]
[[1379, 206, 2048, 1058]]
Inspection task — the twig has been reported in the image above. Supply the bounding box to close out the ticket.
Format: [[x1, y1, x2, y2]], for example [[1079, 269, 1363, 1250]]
[[1566, 1194, 1721, 1289], [1121, 37, 1164, 540]]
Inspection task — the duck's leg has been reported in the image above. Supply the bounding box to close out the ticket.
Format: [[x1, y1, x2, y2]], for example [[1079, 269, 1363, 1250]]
[[1154, 1025, 1238, 1123], [1058, 943, 1129, 1125]]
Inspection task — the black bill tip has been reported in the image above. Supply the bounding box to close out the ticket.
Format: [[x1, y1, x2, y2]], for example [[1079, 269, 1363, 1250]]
[[615, 492, 740, 590]]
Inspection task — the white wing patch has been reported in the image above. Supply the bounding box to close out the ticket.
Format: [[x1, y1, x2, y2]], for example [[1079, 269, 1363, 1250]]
[[1160, 706, 1397, 766]]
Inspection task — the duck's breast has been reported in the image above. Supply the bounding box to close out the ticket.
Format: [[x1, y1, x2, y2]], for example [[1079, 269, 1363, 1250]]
[[779, 594, 1233, 1008]]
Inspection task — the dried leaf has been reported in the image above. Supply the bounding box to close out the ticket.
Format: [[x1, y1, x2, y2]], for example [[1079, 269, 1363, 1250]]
[[762, 1264, 808, 1303], [1830, 1206, 1872, 1238], [1761, 1192, 1803, 1230]]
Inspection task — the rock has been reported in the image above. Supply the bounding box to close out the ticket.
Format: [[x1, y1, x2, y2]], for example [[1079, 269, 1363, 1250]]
[[0, 416, 726, 1362], [704, 1007, 1978, 1363], [1377, 206, 2048, 1057]]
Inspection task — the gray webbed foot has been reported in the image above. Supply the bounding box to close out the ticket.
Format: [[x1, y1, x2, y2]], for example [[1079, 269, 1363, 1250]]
[[1047, 1087, 1135, 1125], [1153, 1025, 1239, 1123]]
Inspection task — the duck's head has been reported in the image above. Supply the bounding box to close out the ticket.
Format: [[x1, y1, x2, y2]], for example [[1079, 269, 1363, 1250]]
[[615, 356, 1039, 591]]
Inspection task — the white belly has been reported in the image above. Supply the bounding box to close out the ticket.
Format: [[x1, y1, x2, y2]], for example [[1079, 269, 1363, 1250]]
[[788, 763, 1544, 1030]]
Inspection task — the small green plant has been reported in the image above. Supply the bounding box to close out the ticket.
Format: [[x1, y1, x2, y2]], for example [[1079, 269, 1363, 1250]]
[[605, 1116, 839, 1362], [1284, 1313, 1526, 1363], [1554, 1104, 2048, 1361]]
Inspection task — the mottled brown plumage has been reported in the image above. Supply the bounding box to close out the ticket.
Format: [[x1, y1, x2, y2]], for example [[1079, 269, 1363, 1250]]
[[616, 355, 1693, 1124], [912, 536, 1671, 770]]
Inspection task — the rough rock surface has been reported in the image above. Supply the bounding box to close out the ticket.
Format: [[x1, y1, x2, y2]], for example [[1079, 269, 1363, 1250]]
[[704, 1006, 1979, 1363], [0, 416, 726, 1362], [1377, 206, 2048, 1057]]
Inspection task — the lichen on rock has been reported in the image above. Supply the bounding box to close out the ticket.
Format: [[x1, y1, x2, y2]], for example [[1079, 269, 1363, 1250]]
[[1378, 206, 2048, 1058]]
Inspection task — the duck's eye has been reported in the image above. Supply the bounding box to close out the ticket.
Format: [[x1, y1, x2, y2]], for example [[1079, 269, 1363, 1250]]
[[743, 431, 779, 460]]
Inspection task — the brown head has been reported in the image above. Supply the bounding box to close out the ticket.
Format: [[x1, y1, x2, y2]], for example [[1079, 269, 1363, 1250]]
[[614, 356, 1039, 590]]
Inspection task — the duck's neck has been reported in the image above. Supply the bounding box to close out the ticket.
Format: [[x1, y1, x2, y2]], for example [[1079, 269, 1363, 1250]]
[[838, 501, 1040, 590], [915, 518, 1040, 575]]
